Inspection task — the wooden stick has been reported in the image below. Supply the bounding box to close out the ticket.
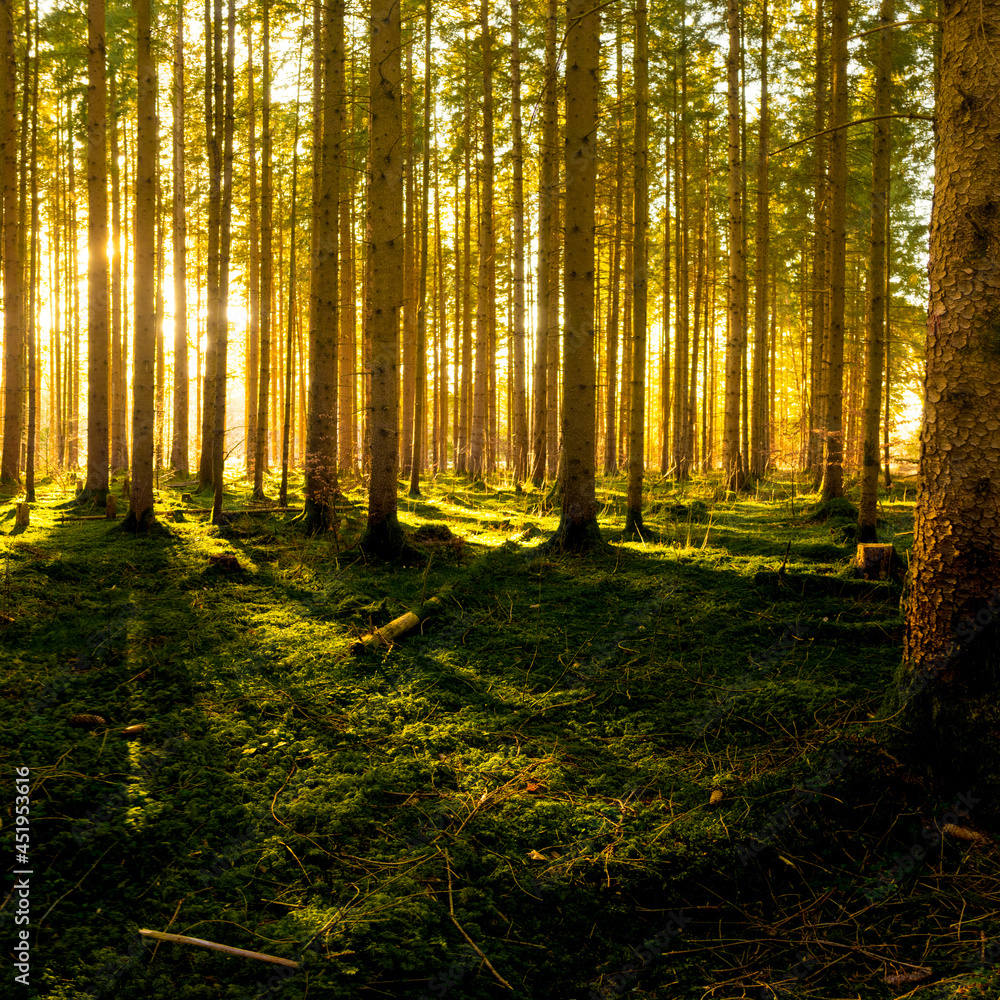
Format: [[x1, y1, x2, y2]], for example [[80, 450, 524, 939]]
[[352, 592, 450, 654], [137, 929, 299, 967]]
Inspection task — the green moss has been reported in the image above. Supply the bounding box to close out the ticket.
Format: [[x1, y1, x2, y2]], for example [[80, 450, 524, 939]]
[[6, 471, 995, 999]]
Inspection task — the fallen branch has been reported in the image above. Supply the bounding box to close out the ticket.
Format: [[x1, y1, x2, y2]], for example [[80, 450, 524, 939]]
[[137, 929, 298, 967], [352, 589, 451, 654]]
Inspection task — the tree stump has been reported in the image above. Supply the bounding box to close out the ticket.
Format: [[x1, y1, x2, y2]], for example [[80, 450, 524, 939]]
[[15, 503, 30, 527], [854, 543, 903, 581], [106, 495, 117, 519], [121, 477, 131, 500]]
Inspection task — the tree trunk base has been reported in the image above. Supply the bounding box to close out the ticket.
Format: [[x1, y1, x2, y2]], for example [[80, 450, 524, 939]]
[[622, 508, 645, 541], [854, 542, 903, 580], [122, 508, 155, 533], [359, 519, 421, 563], [544, 515, 605, 554]]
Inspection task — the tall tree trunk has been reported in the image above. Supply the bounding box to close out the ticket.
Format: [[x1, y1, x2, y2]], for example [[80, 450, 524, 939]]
[[859, 0, 894, 540], [171, 0, 189, 476], [750, 0, 770, 480], [822, 0, 849, 501], [724, 0, 745, 491], [544, 0, 560, 482], [400, 38, 415, 477], [305, 0, 344, 529], [898, 0, 1000, 822], [510, 0, 527, 482], [338, 46, 356, 473], [212, 0, 234, 521], [253, 0, 272, 499], [408, 0, 431, 497], [550, 0, 601, 551], [469, 0, 493, 479], [127, 0, 156, 529], [25, 15, 37, 502], [808, 0, 828, 478], [155, 153, 166, 471], [84, 0, 110, 501], [531, 0, 557, 488], [198, 0, 221, 491], [245, 13, 257, 481], [362, 0, 405, 557], [109, 71, 127, 472], [0, 0, 22, 488], [659, 146, 670, 473], [624, 0, 647, 538], [604, 22, 623, 478], [456, 30, 471, 476]]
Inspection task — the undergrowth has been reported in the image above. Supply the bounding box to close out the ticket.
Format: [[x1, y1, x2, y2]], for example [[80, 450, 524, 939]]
[[2, 469, 997, 1000]]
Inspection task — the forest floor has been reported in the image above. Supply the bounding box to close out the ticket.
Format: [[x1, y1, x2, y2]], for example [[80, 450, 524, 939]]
[[2, 468, 999, 1000]]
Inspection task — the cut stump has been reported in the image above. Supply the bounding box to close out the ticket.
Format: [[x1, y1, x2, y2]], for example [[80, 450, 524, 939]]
[[106, 495, 118, 519], [15, 503, 30, 527], [854, 543, 903, 581]]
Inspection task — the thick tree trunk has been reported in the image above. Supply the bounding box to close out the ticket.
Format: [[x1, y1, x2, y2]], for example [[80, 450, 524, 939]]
[[305, 0, 344, 529], [510, 0, 527, 482], [469, 0, 493, 480], [750, 0, 770, 480], [126, 0, 156, 530], [456, 32, 471, 477], [604, 23, 623, 478], [531, 0, 558, 489], [245, 18, 257, 482], [624, 0, 647, 539], [898, 0, 1000, 818], [859, 0, 894, 542], [84, 0, 110, 503], [549, 0, 601, 552], [211, 0, 235, 523], [253, 2, 272, 500], [198, 0, 221, 492], [822, 0, 849, 501], [171, 0, 189, 477], [807, 0, 827, 478], [723, 0, 745, 491], [1, 0, 22, 488], [25, 25, 37, 502], [361, 0, 405, 558], [408, 2, 431, 498], [109, 72, 127, 473]]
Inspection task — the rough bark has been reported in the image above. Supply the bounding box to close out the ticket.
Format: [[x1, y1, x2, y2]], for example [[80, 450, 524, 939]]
[[253, 1, 272, 500], [750, 0, 770, 480], [723, 0, 745, 491], [361, 0, 406, 558], [510, 0, 527, 482], [548, 0, 601, 553], [305, 0, 344, 530], [171, 0, 189, 476], [212, 0, 235, 524], [83, 0, 110, 503], [1, 0, 22, 488], [822, 0, 849, 501], [859, 0, 894, 542], [126, 0, 156, 530], [408, 1, 431, 498], [624, 0, 647, 540], [531, 0, 558, 488], [898, 0, 1000, 818]]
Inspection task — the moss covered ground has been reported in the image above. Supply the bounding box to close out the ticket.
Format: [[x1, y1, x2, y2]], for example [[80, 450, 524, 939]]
[[2, 469, 999, 1000]]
